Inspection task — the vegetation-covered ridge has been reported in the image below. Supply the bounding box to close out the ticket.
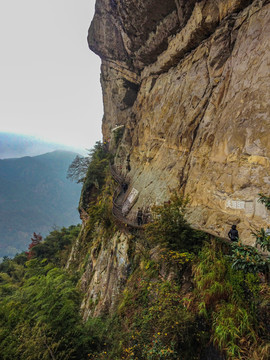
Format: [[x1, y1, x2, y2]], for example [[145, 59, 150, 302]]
[[0, 142, 269, 359], [0, 150, 81, 258]]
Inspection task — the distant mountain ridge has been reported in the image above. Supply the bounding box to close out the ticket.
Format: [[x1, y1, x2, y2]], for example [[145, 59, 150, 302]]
[[0, 150, 82, 257], [0, 132, 86, 159]]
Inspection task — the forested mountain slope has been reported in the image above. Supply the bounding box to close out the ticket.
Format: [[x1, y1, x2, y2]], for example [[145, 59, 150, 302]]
[[0, 151, 81, 257], [1, 1, 270, 359]]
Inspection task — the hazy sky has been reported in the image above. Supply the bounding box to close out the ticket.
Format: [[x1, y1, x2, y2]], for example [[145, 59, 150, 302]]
[[0, 0, 103, 150]]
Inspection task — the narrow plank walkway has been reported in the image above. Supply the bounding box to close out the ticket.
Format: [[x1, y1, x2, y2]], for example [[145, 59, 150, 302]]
[[109, 164, 269, 274], [109, 164, 241, 245]]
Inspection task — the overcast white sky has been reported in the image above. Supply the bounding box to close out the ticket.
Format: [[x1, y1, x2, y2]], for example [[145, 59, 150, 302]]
[[0, 0, 103, 151]]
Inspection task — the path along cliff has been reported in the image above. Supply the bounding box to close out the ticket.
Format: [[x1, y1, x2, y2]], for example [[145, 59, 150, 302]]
[[88, 0, 270, 245], [110, 161, 232, 243], [62, 3, 270, 356], [68, 0, 270, 325]]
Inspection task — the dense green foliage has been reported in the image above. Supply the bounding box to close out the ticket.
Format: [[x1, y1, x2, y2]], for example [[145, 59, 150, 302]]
[[193, 242, 270, 359], [0, 225, 105, 360], [1, 169, 269, 359], [85, 195, 270, 360], [93, 257, 199, 360], [252, 227, 270, 253], [0, 150, 81, 258], [32, 225, 81, 266], [252, 194, 270, 253], [86, 242, 269, 360], [67, 141, 112, 185], [258, 193, 270, 211], [145, 193, 208, 252], [0, 262, 95, 360], [229, 241, 269, 273], [79, 141, 113, 210], [67, 142, 116, 270]]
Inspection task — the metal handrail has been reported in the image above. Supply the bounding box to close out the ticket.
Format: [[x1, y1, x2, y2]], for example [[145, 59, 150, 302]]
[[109, 163, 123, 184], [109, 164, 260, 245]]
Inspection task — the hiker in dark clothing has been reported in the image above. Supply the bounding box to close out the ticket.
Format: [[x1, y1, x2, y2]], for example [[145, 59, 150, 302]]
[[126, 155, 131, 172], [122, 183, 128, 193], [228, 225, 239, 242], [137, 208, 143, 226]]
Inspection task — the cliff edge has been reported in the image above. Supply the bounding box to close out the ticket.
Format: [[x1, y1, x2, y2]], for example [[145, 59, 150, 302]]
[[89, 0, 270, 244]]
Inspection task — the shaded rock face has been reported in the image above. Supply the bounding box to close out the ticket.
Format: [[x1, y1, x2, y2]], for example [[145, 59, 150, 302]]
[[89, 0, 270, 243], [88, 0, 191, 66]]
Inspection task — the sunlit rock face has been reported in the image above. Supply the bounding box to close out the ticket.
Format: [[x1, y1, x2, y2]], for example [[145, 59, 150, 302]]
[[89, 0, 270, 243]]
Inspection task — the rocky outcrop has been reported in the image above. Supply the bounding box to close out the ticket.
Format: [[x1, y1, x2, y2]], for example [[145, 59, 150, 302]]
[[88, 0, 270, 244], [80, 230, 131, 319]]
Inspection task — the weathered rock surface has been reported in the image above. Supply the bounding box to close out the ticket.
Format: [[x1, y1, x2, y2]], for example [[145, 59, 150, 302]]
[[71, 0, 270, 319], [78, 229, 131, 319], [89, 0, 270, 244]]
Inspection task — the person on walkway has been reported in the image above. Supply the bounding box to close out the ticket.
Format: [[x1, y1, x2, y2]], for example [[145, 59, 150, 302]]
[[228, 224, 239, 242], [137, 208, 143, 226], [143, 207, 150, 224], [122, 182, 128, 193], [126, 155, 131, 172]]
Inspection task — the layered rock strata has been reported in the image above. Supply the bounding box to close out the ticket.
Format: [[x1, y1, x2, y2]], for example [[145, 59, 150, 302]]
[[89, 0, 270, 242]]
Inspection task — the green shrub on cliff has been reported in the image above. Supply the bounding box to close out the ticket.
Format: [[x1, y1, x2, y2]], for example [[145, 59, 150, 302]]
[[87, 237, 269, 360], [252, 227, 270, 253], [1, 181, 269, 360], [229, 241, 269, 274], [1, 263, 77, 358], [251, 194, 270, 253], [87, 264, 199, 360], [145, 192, 207, 252], [0, 229, 104, 360], [67, 141, 111, 184], [193, 241, 269, 360], [32, 224, 81, 266], [78, 141, 112, 210], [258, 193, 270, 210]]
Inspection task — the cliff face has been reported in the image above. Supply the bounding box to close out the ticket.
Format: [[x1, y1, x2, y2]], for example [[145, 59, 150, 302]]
[[78, 229, 130, 319], [89, 0, 270, 243]]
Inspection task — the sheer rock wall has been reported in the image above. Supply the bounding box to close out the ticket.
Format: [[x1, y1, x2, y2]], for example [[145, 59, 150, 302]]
[[89, 0, 270, 243]]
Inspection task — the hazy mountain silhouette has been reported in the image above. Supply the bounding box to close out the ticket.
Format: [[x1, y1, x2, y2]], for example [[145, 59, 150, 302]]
[[0, 132, 86, 159], [0, 150, 82, 257]]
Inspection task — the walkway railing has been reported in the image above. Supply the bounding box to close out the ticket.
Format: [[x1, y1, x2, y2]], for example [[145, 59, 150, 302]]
[[110, 163, 123, 184], [109, 164, 258, 246]]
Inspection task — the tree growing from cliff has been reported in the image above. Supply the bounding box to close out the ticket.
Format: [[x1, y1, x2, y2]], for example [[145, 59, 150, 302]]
[[145, 193, 207, 252], [77, 141, 113, 209], [26, 232, 42, 259], [67, 141, 111, 184], [66, 155, 91, 183], [33, 225, 81, 266]]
